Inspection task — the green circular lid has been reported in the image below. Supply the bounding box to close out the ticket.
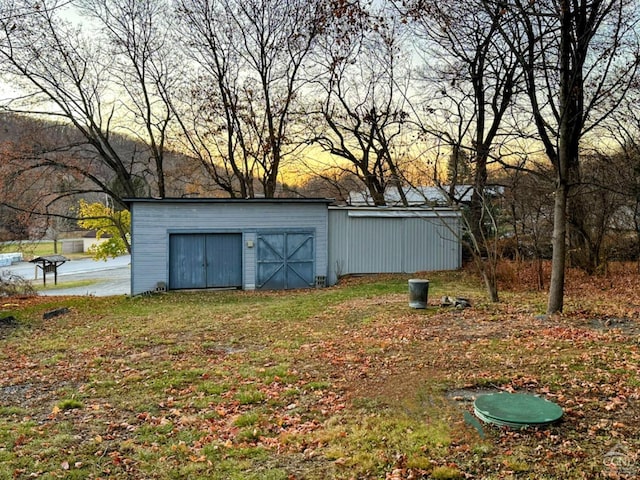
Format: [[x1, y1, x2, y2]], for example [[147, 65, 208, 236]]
[[474, 393, 563, 427]]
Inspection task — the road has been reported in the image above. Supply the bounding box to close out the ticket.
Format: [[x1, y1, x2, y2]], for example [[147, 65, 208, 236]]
[[2, 255, 131, 297]]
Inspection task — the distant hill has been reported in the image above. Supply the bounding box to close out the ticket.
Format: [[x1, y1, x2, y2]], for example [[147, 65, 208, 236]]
[[0, 112, 215, 199]]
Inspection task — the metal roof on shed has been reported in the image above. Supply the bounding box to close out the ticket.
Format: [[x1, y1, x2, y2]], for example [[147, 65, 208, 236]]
[[124, 197, 335, 207], [329, 205, 461, 218]]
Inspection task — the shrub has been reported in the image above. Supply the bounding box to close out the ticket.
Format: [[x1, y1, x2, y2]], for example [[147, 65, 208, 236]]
[[0, 271, 36, 297]]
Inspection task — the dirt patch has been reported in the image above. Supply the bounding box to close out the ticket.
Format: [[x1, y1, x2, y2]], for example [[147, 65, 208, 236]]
[[0, 315, 19, 339], [0, 381, 58, 418], [590, 316, 640, 335], [0, 383, 35, 404], [446, 387, 503, 403]]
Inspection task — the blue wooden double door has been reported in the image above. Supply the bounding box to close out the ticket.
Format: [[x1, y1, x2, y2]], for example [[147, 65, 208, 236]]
[[169, 233, 242, 290], [256, 232, 315, 289]]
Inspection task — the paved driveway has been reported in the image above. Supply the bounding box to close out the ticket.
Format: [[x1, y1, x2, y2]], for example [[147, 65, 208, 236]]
[[3, 255, 131, 296]]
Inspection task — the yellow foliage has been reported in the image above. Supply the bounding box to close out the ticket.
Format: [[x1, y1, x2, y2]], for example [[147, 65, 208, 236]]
[[77, 200, 131, 260]]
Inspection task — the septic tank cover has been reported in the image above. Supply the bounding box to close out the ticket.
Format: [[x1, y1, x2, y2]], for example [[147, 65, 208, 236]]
[[474, 392, 563, 428]]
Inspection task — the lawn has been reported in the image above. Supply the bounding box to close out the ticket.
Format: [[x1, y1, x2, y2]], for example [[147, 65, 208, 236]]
[[0, 263, 639, 479], [1, 241, 89, 261], [0, 241, 63, 259]]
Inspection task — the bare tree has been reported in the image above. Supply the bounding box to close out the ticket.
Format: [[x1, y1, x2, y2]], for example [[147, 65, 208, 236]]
[[307, 4, 414, 207], [78, 0, 179, 199], [483, 0, 640, 313], [401, 0, 524, 301], [0, 0, 177, 215], [0, 114, 93, 238], [175, 0, 324, 198], [504, 165, 555, 289]]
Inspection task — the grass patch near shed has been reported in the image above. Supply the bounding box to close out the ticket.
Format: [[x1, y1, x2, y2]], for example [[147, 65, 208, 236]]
[[33, 279, 98, 292], [1, 266, 640, 478]]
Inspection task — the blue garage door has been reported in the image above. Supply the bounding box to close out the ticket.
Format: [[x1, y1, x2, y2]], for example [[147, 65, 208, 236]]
[[169, 234, 242, 289], [257, 232, 314, 289]]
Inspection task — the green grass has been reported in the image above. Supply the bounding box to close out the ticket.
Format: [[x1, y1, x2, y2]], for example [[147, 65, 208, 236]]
[[0, 240, 60, 258], [0, 240, 90, 260], [235, 388, 267, 405], [33, 279, 98, 291], [1, 269, 639, 479], [57, 398, 84, 411], [0, 406, 27, 416]]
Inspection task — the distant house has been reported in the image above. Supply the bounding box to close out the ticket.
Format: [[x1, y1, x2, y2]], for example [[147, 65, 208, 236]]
[[61, 231, 112, 254], [348, 185, 504, 207], [125, 198, 462, 295]]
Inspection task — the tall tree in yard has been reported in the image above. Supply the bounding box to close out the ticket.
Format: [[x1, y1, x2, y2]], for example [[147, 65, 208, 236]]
[[175, 0, 325, 198], [78, 0, 179, 199], [0, 0, 175, 208], [401, 0, 524, 301], [306, 4, 414, 207], [484, 0, 640, 313]]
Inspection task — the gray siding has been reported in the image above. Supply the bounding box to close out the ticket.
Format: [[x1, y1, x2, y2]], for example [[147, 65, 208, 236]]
[[130, 201, 329, 295], [128, 199, 461, 295], [347, 217, 403, 273], [327, 207, 461, 285]]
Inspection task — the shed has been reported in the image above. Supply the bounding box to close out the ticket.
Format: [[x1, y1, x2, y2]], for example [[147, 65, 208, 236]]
[[125, 198, 462, 295], [126, 198, 332, 295], [326, 206, 462, 285]]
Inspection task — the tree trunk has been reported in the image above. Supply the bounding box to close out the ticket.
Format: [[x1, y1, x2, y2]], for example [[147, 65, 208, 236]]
[[476, 256, 499, 302], [363, 173, 387, 206], [483, 269, 499, 303], [536, 256, 544, 291], [155, 158, 166, 198], [547, 0, 581, 315], [547, 178, 568, 314], [635, 203, 640, 273]]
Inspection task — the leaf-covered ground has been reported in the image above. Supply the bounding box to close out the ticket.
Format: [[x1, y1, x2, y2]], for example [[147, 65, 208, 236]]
[[0, 262, 639, 479]]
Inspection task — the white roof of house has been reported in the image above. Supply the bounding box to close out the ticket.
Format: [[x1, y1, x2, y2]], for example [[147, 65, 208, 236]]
[[348, 185, 479, 206]]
